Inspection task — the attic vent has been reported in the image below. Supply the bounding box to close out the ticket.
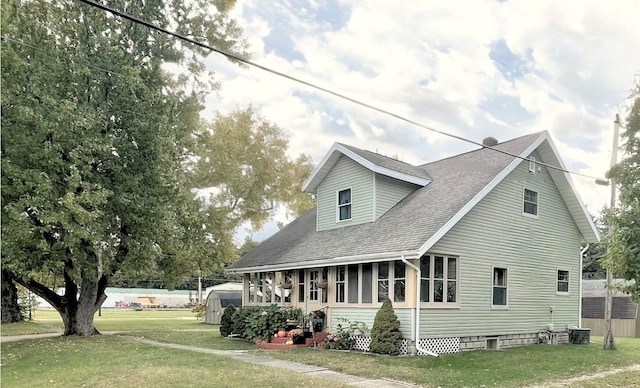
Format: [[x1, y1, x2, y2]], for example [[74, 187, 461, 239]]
[[482, 137, 499, 147]]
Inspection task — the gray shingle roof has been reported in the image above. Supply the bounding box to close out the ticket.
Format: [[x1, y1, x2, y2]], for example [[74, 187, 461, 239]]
[[229, 132, 544, 271], [337, 143, 431, 180]]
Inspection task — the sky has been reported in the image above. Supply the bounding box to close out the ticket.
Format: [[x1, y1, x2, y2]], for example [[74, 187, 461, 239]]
[[201, 0, 640, 243]]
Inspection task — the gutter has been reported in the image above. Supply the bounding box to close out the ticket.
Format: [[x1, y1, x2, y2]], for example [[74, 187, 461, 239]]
[[579, 244, 590, 328], [228, 250, 419, 274], [401, 256, 439, 357]]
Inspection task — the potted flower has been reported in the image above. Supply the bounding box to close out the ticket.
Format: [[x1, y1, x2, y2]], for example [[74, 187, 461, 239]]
[[309, 309, 325, 333], [280, 281, 292, 289]]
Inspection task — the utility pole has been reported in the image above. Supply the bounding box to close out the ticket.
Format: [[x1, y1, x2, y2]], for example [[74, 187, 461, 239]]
[[603, 114, 620, 350]]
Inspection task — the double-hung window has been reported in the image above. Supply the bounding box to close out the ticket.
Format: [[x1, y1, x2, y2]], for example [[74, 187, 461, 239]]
[[492, 267, 508, 307], [523, 188, 538, 216], [420, 255, 459, 306], [557, 270, 569, 293], [337, 189, 352, 221]]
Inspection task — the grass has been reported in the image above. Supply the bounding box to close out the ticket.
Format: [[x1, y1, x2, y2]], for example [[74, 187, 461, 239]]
[[0, 321, 60, 336], [3, 312, 639, 387], [0, 335, 344, 388], [258, 337, 640, 388], [1, 309, 204, 335]]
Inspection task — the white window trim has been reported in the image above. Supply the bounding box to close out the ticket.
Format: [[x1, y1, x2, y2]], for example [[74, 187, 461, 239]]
[[529, 156, 537, 175], [491, 266, 508, 309], [420, 254, 460, 309], [336, 187, 353, 222], [556, 268, 570, 295], [522, 187, 539, 218]]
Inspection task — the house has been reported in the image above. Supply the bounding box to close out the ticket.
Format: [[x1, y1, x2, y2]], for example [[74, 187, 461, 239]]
[[227, 131, 599, 354], [582, 279, 639, 338]]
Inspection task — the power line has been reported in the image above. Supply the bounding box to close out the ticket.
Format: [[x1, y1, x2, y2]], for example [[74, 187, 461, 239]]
[[1, 35, 126, 78], [72, 0, 600, 180]]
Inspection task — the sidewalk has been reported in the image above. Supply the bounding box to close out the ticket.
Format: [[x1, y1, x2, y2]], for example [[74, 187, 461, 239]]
[[1, 333, 421, 387]]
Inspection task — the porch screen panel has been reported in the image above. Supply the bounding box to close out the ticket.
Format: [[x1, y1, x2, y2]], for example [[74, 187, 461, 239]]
[[336, 266, 345, 303], [348, 265, 358, 303], [298, 270, 305, 303], [420, 256, 430, 302], [378, 262, 389, 302], [447, 257, 457, 303], [434, 256, 444, 303], [361, 263, 372, 304], [394, 261, 406, 302]]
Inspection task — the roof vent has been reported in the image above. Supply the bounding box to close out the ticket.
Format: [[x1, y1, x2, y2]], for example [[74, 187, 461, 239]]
[[482, 137, 499, 147]]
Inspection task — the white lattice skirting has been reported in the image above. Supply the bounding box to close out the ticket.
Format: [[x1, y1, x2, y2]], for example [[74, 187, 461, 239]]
[[417, 337, 460, 355], [351, 336, 459, 356]]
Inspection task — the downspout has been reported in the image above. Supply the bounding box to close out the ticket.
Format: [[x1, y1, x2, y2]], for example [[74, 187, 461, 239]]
[[401, 256, 439, 357], [579, 244, 590, 328]]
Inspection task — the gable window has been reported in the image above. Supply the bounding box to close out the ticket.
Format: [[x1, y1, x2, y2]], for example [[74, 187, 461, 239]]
[[523, 188, 538, 216], [557, 270, 569, 293], [492, 267, 508, 307], [337, 189, 352, 221], [420, 255, 459, 306]]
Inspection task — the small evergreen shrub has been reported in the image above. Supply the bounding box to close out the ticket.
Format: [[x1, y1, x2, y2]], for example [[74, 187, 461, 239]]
[[220, 304, 236, 337], [369, 298, 403, 355]]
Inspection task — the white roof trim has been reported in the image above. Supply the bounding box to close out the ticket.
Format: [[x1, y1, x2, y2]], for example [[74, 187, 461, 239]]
[[227, 250, 420, 273], [302, 143, 430, 192], [543, 135, 600, 242], [417, 132, 547, 256]]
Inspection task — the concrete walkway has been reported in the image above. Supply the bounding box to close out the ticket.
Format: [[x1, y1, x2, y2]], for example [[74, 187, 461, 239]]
[[1, 333, 421, 387]]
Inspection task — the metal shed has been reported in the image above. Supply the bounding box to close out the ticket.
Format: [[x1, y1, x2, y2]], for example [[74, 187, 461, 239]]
[[205, 283, 242, 324]]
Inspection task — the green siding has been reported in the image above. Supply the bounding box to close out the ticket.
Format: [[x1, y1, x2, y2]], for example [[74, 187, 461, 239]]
[[317, 156, 374, 231], [330, 307, 413, 338], [421, 151, 581, 338], [375, 174, 417, 219]]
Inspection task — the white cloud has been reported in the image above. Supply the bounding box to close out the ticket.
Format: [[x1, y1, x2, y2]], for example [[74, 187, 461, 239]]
[[201, 0, 639, 240]]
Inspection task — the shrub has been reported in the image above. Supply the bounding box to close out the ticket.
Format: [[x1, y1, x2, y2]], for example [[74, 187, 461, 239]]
[[324, 324, 354, 350], [369, 298, 403, 355], [220, 305, 236, 337], [230, 307, 257, 339], [191, 302, 206, 320]]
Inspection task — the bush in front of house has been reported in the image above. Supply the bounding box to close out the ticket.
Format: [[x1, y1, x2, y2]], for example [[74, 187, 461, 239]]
[[230, 305, 294, 342], [220, 305, 237, 337], [230, 306, 257, 339], [369, 298, 403, 355]]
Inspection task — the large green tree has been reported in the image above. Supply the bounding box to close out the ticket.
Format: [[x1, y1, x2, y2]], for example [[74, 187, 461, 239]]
[[1, 0, 246, 335], [603, 83, 640, 301], [186, 108, 315, 271]]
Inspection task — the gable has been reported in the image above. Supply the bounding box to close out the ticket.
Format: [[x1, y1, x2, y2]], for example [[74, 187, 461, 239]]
[[303, 143, 430, 193], [316, 155, 374, 231]]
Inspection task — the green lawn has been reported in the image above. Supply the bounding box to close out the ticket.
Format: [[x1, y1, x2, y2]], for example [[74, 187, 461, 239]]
[[259, 337, 640, 388], [1, 309, 204, 335], [0, 335, 343, 388], [3, 312, 639, 387]]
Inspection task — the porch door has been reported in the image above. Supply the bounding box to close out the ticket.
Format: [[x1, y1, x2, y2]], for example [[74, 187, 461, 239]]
[[305, 268, 328, 313]]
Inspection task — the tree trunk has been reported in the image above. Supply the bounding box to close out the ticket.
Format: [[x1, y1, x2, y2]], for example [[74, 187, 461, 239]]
[[1, 269, 23, 323], [57, 273, 106, 336], [11, 268, 107, 336]]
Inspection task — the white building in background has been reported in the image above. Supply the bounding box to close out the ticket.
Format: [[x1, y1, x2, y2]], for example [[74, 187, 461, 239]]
[[36, 287, 198, 309]]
